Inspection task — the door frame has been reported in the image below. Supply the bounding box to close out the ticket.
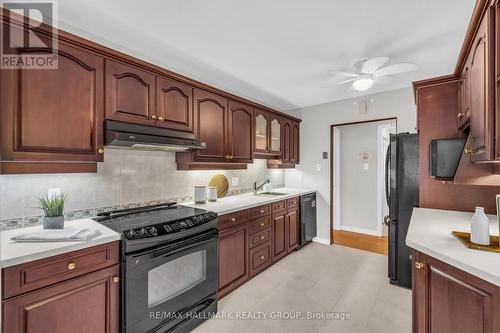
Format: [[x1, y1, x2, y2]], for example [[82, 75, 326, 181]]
[[329, 117, 398, 244]]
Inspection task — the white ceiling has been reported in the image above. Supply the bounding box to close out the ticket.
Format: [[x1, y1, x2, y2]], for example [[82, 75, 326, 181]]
[[56, 0, 475, 111]]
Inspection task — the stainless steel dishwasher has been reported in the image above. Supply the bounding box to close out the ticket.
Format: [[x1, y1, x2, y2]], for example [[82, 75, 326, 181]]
[[299, 193, 317, 248]]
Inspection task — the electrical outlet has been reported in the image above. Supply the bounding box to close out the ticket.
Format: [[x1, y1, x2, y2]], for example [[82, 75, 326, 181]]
[[47, 188, 61, 198], [363, 163, 369, 170], [231, 177, 239, 187]]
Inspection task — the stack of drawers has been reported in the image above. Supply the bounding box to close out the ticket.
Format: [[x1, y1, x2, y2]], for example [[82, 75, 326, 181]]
[[217, 197, 300, 299]]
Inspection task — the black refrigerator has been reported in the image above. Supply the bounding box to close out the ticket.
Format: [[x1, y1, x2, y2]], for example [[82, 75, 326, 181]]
[[386, 133, 419, 288]]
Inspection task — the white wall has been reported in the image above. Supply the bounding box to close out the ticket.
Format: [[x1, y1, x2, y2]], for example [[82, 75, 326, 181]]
[[285, 87, 416, 243], [338, 120, 395, 235]]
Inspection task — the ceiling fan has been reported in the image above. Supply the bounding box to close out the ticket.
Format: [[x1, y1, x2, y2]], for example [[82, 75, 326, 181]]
[[326, 57, 418, 91]]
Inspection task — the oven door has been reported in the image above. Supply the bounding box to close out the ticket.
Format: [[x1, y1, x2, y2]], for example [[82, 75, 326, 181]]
[[124, 229, 218, 333]]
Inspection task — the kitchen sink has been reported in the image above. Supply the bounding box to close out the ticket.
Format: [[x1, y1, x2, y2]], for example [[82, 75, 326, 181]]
[[256, 192, 288, 196]]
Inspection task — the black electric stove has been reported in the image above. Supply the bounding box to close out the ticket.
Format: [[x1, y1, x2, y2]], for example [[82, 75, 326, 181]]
[[94, 203, 218, 333], [94, 203, 218, 253]]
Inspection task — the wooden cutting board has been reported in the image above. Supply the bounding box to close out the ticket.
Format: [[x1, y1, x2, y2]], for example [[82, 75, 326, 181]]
[[208, 174, 229, 198]]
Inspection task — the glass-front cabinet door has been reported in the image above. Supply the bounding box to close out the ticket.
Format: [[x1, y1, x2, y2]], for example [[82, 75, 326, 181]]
[[254, 109, 270, 153], [270, 116, 282, 154]]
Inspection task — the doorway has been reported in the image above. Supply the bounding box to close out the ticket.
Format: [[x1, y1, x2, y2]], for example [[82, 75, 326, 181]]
[[330, 118, 397, 255]]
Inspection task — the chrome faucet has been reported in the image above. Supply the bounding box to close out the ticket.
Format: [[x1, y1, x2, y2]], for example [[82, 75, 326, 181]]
[[254, 179, 270, 194]]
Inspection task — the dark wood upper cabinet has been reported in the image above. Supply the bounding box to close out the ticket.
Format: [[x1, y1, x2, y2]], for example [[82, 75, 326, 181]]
[[468, 7, 494, 162], [269, 114, 282, 155], [193, 89, 228, 161], [282, 120, 291, 163], [105, 59, 156, 126], [227, 101, 253, 163], [457, 65, 471, 129], [156, 76, 193, 132], [412, 250, 500, 333], [254, 109, 270, 154], [0, 32, 104, 173], [291, 121, 300, 164]]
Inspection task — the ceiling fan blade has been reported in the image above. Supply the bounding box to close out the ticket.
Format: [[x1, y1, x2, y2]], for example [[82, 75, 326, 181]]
[[336, 78, 356, 85], [374, 63, 418, 76], [328, 70, 359, 77], [361, 57, 389, 74]]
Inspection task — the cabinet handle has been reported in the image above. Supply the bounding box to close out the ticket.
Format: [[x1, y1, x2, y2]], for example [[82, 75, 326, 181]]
[[260, 209, 265, 213], [113, 276, 120, 283], [97, 147, 104, 154], [260, 235, 265, 240], [260, 222, 265, 227], [225, 155, 230, 159], [158, 116, 164, 121], [231, 217, 236, 222], [415, 262, 424, 269], [464, 147, 472, 154], [260, 255, 265, 260], [67, 262, 76, 270], [151, 115, 157, 120]]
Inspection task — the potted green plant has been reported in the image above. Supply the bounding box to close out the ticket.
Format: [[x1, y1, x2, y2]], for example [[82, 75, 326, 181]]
[[38, 193, 66, 229]]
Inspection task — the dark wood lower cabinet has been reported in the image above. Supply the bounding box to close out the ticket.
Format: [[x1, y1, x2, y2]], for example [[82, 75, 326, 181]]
[[218, 224, 249, 298], [272, 211, 288, 262], [2, 264, 120, 333], [286, 207, 299, 253], [412, 250, 500, 333], [218, 197, 301, 298], [249, 241, 272, 276]]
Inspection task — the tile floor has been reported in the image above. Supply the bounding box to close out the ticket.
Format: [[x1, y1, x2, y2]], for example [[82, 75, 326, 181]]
[[193, 242, 411, 333]]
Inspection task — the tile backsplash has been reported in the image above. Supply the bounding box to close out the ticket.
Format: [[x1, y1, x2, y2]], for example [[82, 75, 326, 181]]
[[0, 149, 285, 223]]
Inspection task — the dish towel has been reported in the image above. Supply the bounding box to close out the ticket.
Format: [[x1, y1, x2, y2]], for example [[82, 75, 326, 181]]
[[11, 228, 101, 242]]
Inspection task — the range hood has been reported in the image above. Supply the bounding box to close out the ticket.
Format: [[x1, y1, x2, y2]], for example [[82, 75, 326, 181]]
[[105, 120, 206, 152]]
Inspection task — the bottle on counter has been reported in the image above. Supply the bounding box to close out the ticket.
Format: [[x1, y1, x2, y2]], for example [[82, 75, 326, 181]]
[[471, 207, 490, 246]]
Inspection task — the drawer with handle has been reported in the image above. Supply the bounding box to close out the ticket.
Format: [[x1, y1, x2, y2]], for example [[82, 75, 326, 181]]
[[248, 216, 271, 234], [272, 200, 286, 212], [219, 210, 248, 230], [248, 204, 271, 220], [287, 197, 299, 208], [2, 241, 119, 299], [249, 241, 272, 276], [249, 228, 272, 248]]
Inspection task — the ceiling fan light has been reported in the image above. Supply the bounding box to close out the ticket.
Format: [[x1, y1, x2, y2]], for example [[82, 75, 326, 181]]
[[352, 78, 374, 91]]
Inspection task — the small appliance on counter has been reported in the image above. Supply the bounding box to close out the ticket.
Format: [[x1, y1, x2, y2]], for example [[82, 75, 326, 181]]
[[207, 187, 217, 202], [194, 185, 207, 204], [93, 203, 218, 333], [299, 193, 317, 248]]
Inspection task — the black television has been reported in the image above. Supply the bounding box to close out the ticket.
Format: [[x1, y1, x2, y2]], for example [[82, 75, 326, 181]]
[[429, 138, 466, 179]]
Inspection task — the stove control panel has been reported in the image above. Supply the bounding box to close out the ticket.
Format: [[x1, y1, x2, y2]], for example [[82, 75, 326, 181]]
[[124, 211, 217, 240]]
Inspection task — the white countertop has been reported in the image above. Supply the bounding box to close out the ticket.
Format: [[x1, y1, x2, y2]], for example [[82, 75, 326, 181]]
[[406, 208, 500, 287], [0, 218, 120, 268], [182, 188, 316, 215]]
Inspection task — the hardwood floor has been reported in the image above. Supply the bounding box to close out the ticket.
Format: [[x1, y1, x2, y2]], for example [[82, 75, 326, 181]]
[[332, 229, 388, 255]]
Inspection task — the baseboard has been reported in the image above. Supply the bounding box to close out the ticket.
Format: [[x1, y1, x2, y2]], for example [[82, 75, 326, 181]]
[[312, 237, 331, 245]]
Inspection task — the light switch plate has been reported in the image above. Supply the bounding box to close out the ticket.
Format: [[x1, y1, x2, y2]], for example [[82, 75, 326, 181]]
[[231, 177, 239, 186], [363, 163, 369, 170], [316, 164, 321, 172], [47, 188, 61, 198], [298, 174, 303, 182]]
